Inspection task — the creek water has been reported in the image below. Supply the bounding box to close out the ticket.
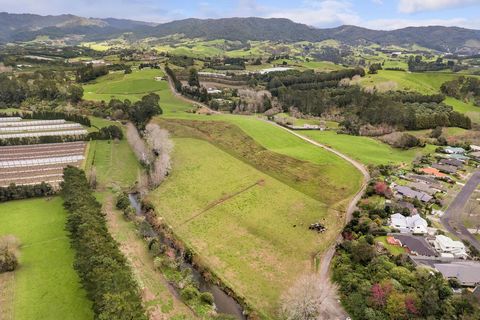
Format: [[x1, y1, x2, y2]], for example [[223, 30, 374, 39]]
[[128, 193, 246, 319]]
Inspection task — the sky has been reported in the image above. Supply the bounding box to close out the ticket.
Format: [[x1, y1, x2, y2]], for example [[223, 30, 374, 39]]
[[1, 0, 480, 30]]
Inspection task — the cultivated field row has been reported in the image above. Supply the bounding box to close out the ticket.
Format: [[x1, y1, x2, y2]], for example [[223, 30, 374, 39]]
[[0, 142, 86, 187]]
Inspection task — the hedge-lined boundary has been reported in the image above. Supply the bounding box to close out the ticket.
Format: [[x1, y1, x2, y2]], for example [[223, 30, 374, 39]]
[[0, 182, 54, 202], [61, 167, 147, 320]]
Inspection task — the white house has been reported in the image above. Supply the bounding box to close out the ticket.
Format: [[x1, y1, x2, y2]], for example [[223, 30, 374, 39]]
[[390, 213, 428, 234], [433, 235, 468, 259]]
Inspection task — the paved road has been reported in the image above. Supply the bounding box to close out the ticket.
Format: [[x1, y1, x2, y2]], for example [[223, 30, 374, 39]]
[[441, 171, 480, 251]]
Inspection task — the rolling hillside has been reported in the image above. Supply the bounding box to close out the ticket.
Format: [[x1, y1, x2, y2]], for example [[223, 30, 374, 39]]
[[1, 12, 480, 53]]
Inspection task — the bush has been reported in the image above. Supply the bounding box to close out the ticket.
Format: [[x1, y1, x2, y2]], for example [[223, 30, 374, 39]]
[[200, 291, 214, 305], [181, 285, 199, 301], [0, 248, 18, 273], [116, 193, 130, 210]]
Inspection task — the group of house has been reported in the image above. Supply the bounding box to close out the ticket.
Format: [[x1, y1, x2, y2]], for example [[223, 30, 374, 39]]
[[385, 145, 480, 290]]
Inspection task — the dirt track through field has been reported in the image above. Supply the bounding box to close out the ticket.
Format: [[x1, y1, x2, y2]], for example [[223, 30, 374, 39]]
[[178, 179, 264, 227]]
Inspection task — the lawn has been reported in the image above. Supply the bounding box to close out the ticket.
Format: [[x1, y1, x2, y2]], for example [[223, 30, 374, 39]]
[[85, 138, 140, 190], [147, 138, 344, 318], [300, 130, 436, 166], [375, 236, 406, 256], [0, 198, 92, 320], [83, 68, 192, 115]]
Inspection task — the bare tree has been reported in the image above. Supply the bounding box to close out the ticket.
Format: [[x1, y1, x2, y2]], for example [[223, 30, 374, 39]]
[[145, 123, 174, 188], [89, 165, 97, 189], [280, 274, 327, 320], [126, 122, 152, 166]]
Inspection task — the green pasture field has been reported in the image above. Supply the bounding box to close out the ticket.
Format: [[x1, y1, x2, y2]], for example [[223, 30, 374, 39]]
[[147, 137, 345, 318], [300, 130, 436, 166], [85, 138, 140, 190], [0, 198, 92, 320]]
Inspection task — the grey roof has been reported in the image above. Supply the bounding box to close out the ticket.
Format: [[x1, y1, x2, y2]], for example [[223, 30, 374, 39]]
[[439, 158, 464, 167], [435, 262, 480, 286], [432, 163, 457, 174], [393, 234, 436, 256], [394, 185, 433, 202], [408, 182, 438, 195]]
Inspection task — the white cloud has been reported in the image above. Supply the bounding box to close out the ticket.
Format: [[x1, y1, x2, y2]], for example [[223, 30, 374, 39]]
[[398, 0, 480, 13], [265, 0, 360, 27], [363, 17, 480, 30]]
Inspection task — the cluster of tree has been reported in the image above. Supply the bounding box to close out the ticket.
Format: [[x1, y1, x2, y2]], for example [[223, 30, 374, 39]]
[[75, 64, 109, 83], [138, 63, 160, 69], [274, 84, 471, 131], [166, 67, 210, 103], [104, 93, 162, 130], [168, 55, 194, 68], [0, 182, 54, 202], [0, 72, 83, 106], [61, 167, 147, 320], [368, 63, 383, 74], [408, 56, 454, 72], [441, 76, 480, 106], [205, 58, 246, 70], [311, 47, 346, 64], [266, 68, 365, 92], [0, 237, 18, 273], [333, 186, 480, 319], [126, 123, 172, 189], [87, 125, 123, 140]]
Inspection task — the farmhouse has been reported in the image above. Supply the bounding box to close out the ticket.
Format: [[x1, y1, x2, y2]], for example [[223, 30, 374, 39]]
[[390, 213, 428, 234], [433, 235, 468, 259], [394, 185, 433, 202], [434, 262, 480, 286]]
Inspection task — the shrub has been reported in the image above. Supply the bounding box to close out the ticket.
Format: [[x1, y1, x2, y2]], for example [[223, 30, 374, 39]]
[[181, 285, 199, 301], [116, 193, 130, 210], [200, 291, 214, 305], [0, 248, 18, 273]]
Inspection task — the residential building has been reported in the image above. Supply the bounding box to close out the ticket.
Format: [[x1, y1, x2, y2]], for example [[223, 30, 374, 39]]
[[408, 181, 440, 195], [420, 167, 446, 178], [433, 235, 468, 259], [390, 213, 428, 234], [394, 185, 433, 202], [444, 147, 466, 154], [439, 158, 464, 167], [432, 163, 457, 174], [434, 261, 480, 286]]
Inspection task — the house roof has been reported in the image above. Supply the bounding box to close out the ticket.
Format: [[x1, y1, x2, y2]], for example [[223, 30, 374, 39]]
[[439, 158, 464, 167], [432, 163, 457, 174], [390, 213, 427, 229], [435, 262, 480, 286], [421, 167, 446, 178], [435, 235, 466, 250], [408, 182, 438, 195], [394, 185, 433, 202], [445, 147, 466, 154]]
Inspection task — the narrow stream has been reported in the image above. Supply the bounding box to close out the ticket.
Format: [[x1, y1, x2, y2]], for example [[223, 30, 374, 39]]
[[128, 193, 246, 320]]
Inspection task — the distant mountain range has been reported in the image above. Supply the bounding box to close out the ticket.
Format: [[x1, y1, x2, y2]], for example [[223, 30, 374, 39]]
[[2, 12, 480, 54]]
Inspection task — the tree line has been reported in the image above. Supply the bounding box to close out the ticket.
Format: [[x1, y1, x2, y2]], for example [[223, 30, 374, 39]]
[[0, 182, 54, 202], [269, 74, 471, 131], [61, 166, 147, 320], [441, 76, 480, 106], [0, 71, 83, 107]]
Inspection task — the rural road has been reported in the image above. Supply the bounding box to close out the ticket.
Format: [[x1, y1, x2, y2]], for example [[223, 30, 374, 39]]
[[267, 121, 370, 320], [441, 170, 480, 251]]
